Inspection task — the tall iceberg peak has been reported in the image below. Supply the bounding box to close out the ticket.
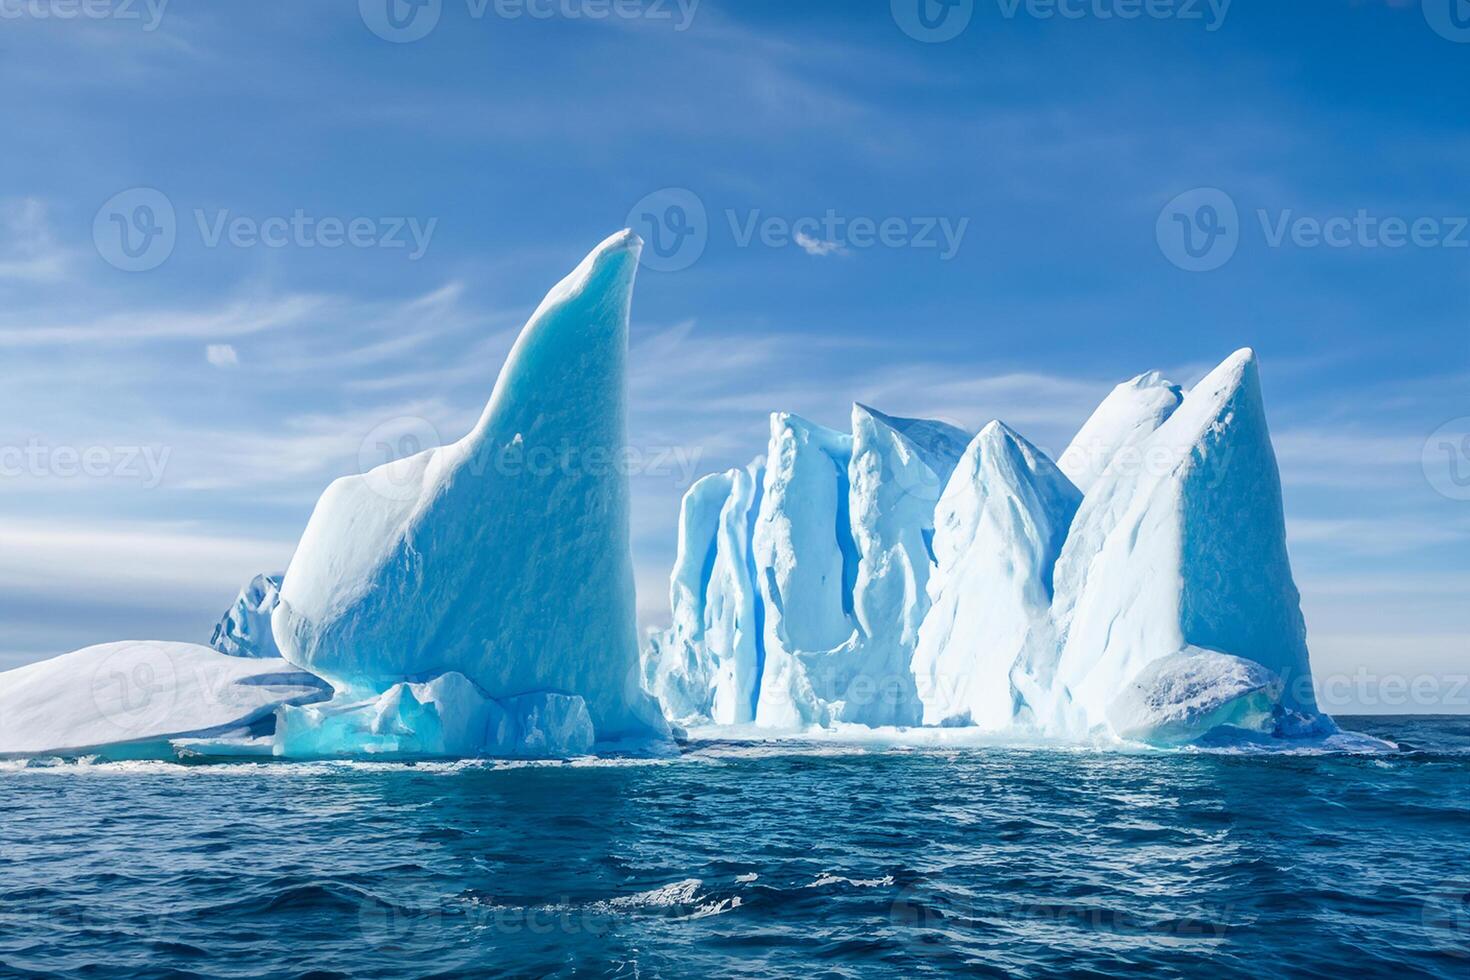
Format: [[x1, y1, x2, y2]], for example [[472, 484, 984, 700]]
[[845, 404, 970, 726], [911, 421, 1082, 729], [1051, 348, 1328, 741], [1058, 370, 1184, 494], [273, 230, 667, 746]]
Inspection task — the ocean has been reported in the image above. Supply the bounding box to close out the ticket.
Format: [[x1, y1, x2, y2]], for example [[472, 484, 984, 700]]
[[1, 716, 1466, 978]]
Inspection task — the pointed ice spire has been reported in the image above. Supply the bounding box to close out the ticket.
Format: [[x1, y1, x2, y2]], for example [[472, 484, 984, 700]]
[[911, 421, 1082, 729], [273, 231, 667, 743], [845, 404, 970, 726], [1058, 370, 1184, 494], [1052, 349, 1327, 740]]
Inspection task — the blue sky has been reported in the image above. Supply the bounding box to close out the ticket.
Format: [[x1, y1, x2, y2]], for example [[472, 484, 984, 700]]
[[0, 0, 1465, 712]]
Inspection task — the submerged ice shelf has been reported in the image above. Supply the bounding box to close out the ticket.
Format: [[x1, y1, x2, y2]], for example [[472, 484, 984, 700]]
[[0, 230, 1379, 762]]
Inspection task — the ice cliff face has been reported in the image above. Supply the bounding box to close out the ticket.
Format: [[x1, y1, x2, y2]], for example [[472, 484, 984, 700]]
[[1051, 349, 1328, 741], [911, 422, 1082, 730], [273, 230, 668, 749], [646, 405, 969, 729], [649, 348, 1338, 747], [643, 460, 766, 725]]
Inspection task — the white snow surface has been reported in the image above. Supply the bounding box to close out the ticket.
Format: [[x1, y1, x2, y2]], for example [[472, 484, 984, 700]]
[[272, 230, 667, 745], [0, 641, 327, 757], [1051, 348, 1329, 739], [1057, 371, 1183, 494], [911, 421, 1081, 730]]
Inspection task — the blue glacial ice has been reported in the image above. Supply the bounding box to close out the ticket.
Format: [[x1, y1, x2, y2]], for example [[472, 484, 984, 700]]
[[646, 405, 970, 730], [1050, 348, 1333, 742], [647, 348, 1354, 749], [0, 229, 1365, 759], [642, 459, 766, 725], [271, 229, 669, 756], [911, 421, 1082, 731], [210, 572, 284, 658]]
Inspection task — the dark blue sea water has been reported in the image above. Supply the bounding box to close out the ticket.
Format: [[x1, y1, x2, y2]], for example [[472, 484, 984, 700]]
[[1, 716, 1467, 978]]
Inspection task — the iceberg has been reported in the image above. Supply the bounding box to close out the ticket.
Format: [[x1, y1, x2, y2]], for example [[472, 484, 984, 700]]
[[643, 460, 766, 725], [210, 572, 284, 658], [910, 422, 1081, 730], [272, 230, 668, 748], [0, 641, 328, 759], [842, 405, 970, 727], [275, 673, 595, 760], [652, 348, 1348, 749], [1104, 648, 1285, 746], [1057, 371, 1183, 494], [1051, 349, 1330, 740], [644, 405, 968, 729], [751, 413, 857, 728]]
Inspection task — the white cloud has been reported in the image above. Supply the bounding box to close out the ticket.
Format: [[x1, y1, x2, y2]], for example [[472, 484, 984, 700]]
[[795, 231, 849, 257], [205, 343, 239, 368], [0, 198, 73, 284], [0, 519, 294, 606]]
